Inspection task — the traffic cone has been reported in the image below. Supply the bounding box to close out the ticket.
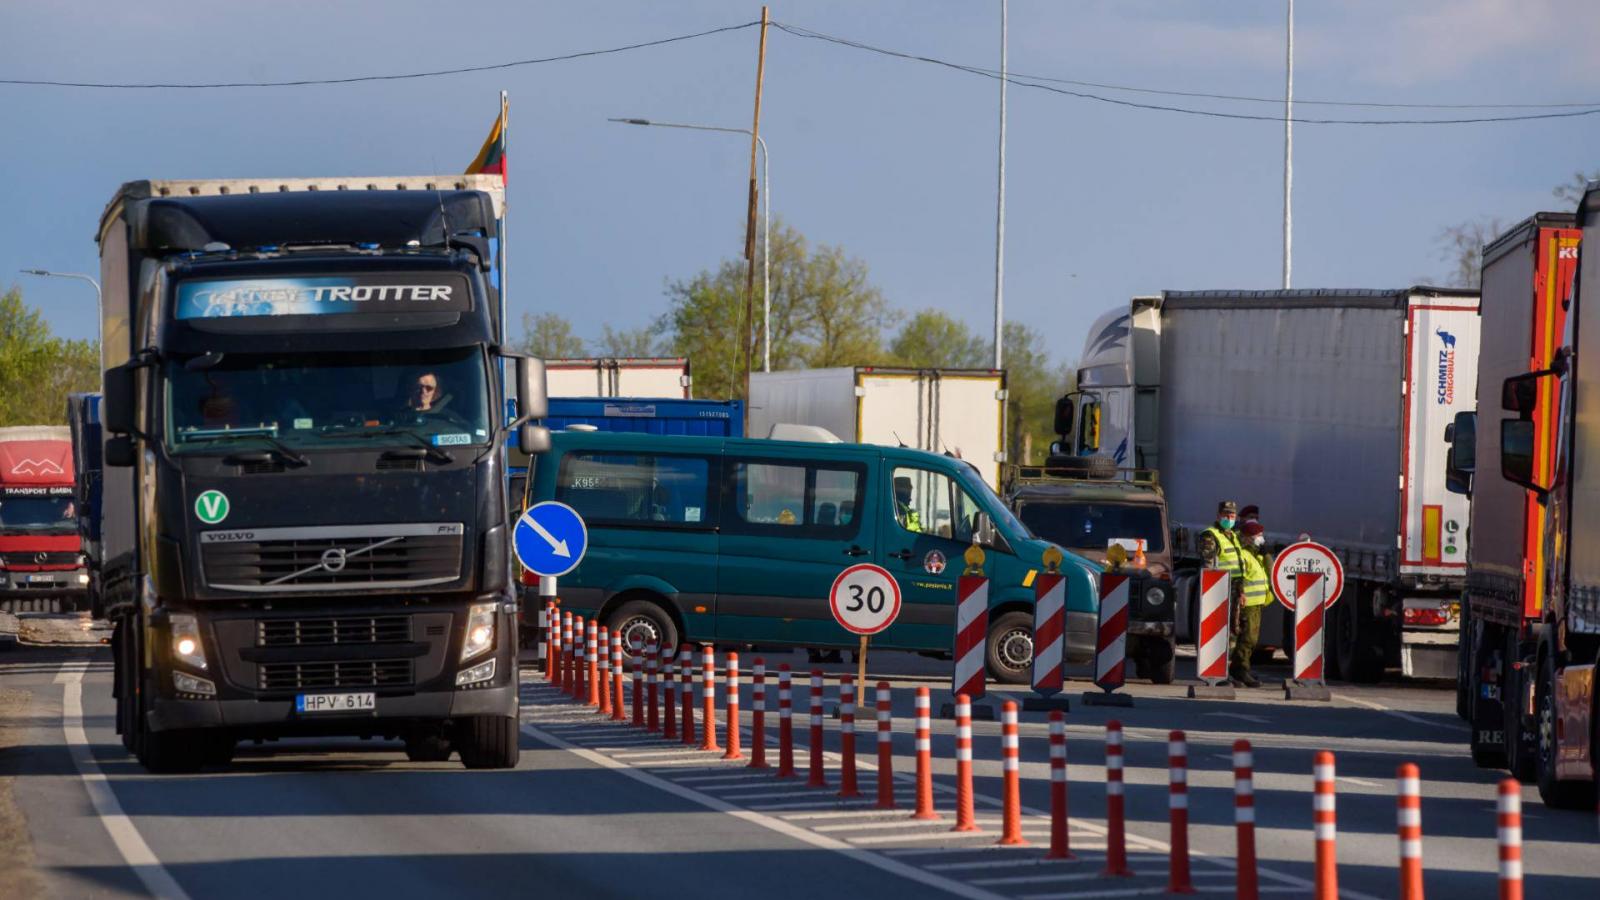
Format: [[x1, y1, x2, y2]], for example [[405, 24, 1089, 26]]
[[1397, 763, 1425, 900], [911, 686, 937, 820], [776, 664, 796, 778], [951, 693, 979, 832], [1234, 740, 1258, 900], [1102, 720, 1132, 877], [997, 700, 1026, 846], [838, 675, 860, 798], [875, 682, 895, 810], [807, 670, 827, 788], [1168, 730, 1194, 894], [748, 659, 768, 769], [721, 652, 743, 760], [1046, 710, 1072, 859], [1314, 751, 1338, 900]]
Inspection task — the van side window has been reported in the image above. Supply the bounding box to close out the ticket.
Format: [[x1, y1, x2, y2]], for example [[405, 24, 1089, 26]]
[[556, 453, 712, 527], [893, 466, 984, 542], [725, 459, 863, 538]]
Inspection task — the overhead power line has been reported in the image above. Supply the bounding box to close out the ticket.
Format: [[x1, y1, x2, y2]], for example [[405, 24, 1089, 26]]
[[0, 21, 759, 89], [773, 21, 1600, 126]]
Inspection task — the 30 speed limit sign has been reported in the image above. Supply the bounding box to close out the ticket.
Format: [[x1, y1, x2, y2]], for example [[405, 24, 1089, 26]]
[[829, 563, 903, 635]]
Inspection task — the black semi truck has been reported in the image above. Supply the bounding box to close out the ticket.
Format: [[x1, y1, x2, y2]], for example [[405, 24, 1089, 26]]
[[96, 177, 548, 772]]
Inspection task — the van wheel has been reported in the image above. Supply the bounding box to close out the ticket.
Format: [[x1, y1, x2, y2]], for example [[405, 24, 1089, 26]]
[[457, 716, 520, 769], [607, 599, 679, 658], [985, 612, 1033, 685]]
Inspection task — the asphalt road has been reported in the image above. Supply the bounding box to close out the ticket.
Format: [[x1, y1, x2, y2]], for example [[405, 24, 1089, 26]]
[[2, 644, 1596, 899]]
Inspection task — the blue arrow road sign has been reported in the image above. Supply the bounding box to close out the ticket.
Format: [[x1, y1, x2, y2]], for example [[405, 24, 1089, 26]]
[[513, 501, 589, 578]]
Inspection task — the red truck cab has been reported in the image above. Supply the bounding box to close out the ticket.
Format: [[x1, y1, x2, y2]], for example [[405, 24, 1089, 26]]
[[0, 426, 88, 611]]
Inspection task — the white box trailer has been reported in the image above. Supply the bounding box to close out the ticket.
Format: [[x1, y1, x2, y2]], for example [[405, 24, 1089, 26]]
[[749, 367, 1007, 488], [545, 358, 691, 398]]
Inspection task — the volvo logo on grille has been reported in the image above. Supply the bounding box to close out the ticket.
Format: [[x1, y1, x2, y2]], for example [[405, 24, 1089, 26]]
[[319, 548, 348, 573]]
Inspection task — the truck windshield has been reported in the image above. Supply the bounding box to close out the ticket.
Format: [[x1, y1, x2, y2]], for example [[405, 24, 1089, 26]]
[[164, 348, 491, 452], [0, 496, 75, 533], [1018, 501, 1166, 554]]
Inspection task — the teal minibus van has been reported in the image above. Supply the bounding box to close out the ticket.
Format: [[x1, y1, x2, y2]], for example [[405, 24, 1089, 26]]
[[523, 430, 1099, 682]]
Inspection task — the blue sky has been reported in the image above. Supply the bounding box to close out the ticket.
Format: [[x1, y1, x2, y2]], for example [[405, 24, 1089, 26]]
[[3, 0, 1598, 372]]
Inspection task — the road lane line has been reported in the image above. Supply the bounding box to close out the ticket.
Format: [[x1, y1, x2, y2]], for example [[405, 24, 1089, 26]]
[[971, 871, 1166, 885], [1332, 693, 1466, 731], [521, 721, 1011, 900], [673, 773, 774, 784], [58, 662, 191, 900]]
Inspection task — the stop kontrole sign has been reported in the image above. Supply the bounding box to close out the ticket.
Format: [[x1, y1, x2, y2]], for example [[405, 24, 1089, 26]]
[[1271, 541, 1344, 610], [829, 564, 903, 635]]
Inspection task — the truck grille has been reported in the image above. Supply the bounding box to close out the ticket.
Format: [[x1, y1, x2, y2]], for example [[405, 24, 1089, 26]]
[[2, 551, 80, 567], [259, 659, 412, 691], [258, 615, 410, 647], [200, 523, 464, 593]]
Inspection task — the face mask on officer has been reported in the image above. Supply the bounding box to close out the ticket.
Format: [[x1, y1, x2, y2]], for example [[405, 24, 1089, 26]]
[[1251, 534, 1265, 548], [1219, 516, 1236, 530]]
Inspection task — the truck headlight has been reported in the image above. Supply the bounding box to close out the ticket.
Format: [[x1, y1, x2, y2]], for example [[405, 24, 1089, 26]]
[[173, 671, 216, 696], [456, 658, 496, 686], [78, 573, 90, 585], [461, 602, 497, 662], [169, 613, 206, 670], [1144, 586, 1170, 609]]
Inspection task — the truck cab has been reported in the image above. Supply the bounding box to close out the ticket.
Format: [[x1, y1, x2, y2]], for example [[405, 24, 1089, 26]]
[[1004, 462, 1176, 682], [0, 426, 89, 611]]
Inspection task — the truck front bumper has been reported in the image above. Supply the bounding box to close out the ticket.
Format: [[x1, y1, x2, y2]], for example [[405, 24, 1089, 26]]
[[147, 682, 518, 733], [0, 567, 89, 596]]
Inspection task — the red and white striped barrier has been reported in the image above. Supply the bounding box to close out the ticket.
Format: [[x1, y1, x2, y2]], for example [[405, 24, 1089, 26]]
[[951, 694, 979, 832], [597, 625, 612, 714], [838, 675, 860, 797], [748, 659, 767, 769], [1235, 739, 1258, 900], [1031, 568, 1066, 697], [912, 686, 937, 820], [807, 670, 828, 788], [1397, 763, 1424, 900], [998, 700, 1026, 846], [700, 646, 720, 752], [876, 682, 895, 810], [1102, 720, 1132, 877], [1093, 573, 1131, 697], [661, 645, 678, 740], [1047, 710, 1071, 860], [1293, 572, 1328, 683], [610, 630, 626, 722], [586, 620, 600, 708], [645, 642, 660, 732], [1314, 751, 1338, 900], [1498, 779, 1522, 900], [1197, 570, 1231, 685], [953, 575, 990, 701], [776, 664, 796, 778], [631, 647, 644, 727], [721, 653, 742, 760], [1168, 730, 1194, 894], [680, 645, 696, 745]]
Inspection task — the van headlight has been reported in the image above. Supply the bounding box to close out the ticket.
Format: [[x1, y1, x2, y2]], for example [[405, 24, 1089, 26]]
[[461, 602, 497, 662], [169, 613, 206, 670]]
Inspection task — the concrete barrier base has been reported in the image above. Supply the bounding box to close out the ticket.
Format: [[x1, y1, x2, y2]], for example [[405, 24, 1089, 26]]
[[1284, 679, 1332, 702], [1187, 682, 1237, 700], [1079, 690, 1134, 708]]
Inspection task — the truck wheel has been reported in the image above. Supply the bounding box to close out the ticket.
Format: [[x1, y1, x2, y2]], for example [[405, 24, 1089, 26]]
[[404, 733, 454, 763], [1468, 622, 1507, 769], [1455, 610, 1473, 721], [1143, 639, 1176, 685], [203, 734, 237, 766], [984, 612, 1033, 685], [137, 726, 205, 774], [457, 716, 521, 769], [1332, 592, 1385, 684], [1534, 655, 1597, 809], [607, 599, 679, 659]]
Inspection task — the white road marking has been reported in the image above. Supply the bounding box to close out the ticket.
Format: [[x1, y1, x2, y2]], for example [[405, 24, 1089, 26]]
[[1204, 712, 1271, 725], [814, 818, 1004, 833], [783, 809, 917, 821], [673, 772, 774, 784], [1333, 693, 1464, 731], [971, 870, 1166, 886], [750, 799, 877, 811], [1339, 776, 1382, 788], [849, 829, 1049, 845], [58, 662, 192, 900], [521, 721, 1011, 900]]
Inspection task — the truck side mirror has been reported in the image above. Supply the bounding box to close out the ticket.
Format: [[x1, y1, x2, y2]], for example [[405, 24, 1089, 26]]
[[105, 435, 135, 468], [1444, 411, 1476, 496], [1501, 419, 1545, 495], [103, 363, 137, 435], [518, 422, 551, 455], [511, 355, 548, 422], [1053, 396, 1075, 436], [1502, 371, 1543, 414]]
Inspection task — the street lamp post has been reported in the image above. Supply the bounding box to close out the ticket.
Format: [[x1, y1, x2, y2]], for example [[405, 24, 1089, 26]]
[[20, 269, 103, 368], [609, 118, 772, 374]]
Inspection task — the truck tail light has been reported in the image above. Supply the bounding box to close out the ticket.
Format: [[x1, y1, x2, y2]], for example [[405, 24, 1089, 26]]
[[1403, 607, 1449, 627]]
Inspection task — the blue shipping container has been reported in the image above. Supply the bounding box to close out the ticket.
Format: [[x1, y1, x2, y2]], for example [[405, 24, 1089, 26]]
[[541, 397, 744, 437]]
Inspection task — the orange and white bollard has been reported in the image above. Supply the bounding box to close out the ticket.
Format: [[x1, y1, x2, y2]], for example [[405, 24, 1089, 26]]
[[1314, 751, 1338, 900], [1498, 779, 1522, 900], [700, 646, 721, 752], [558, 611, 572, 692], [951, 693, 979, 832], [1234, 740, 1258, 900], [567, 614, 582, 700], [597, 625, 612, 715], [748, 658, 768, 769], [631, 646, 644, 727], [776, 664, 796, 778], [645, 643, 660, 731], [1102, 720, 1132, 877], [545, 600, 559, 682], [1047, 710, 1072, 859], [998, 700, 1026, 846], [680, 645, 696, 746], [611, 632, 627, 723], [1397, 763, 1425, 900], [1168, 730, 1194, 894], [912, 686, 937, 820], [876, 681, 896, 810], [661, 645, 678, 740], [807, 670, 828, 788], [721, 652, 743, 760], [838, 675, 860, 798], [586, 620, 600, 708]]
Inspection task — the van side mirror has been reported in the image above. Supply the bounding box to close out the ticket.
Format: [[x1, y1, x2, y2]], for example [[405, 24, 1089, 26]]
[[104, 363, 137, 435], [105, 435, 135, 468], [511, 354, 548, 421], [1444, 411, 1476, 496], [973, 512, 997, 548], [1053, 396, 1075, 436]]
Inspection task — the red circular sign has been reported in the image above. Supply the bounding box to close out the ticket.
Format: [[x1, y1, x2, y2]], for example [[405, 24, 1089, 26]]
[[828, 563, 903, 635], [1270, 541, 1344, 610]]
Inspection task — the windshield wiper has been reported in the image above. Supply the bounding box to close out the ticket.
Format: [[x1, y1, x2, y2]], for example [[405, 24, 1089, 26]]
[[315, 428, 454, 464], [189, 432, 308, 467]]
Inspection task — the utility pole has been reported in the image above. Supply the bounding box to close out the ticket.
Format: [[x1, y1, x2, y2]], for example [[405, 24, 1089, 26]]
[[1282, 0, 1294, 289], [741, 6, 770, 436], [993, 0, 1008, 369]]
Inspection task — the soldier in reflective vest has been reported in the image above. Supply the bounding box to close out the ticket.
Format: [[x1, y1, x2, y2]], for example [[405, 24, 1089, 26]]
[[1231, 520, 1273, 687], [1198, 499, 1246, 665]]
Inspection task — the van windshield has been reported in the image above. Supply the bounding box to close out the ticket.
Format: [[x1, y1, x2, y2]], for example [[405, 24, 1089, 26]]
[[955, 468, 1033, 540], [1019, 501, 1165, 553]]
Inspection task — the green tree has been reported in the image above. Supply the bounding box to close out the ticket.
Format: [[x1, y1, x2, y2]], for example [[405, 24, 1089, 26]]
[[994, 322, 1072, 466], [1435, 170, 1600, 288], [890, 310, 988, 367], [0, 287, 99, 426], [518, 312, 586, 359], [595, 323, 661, 358]]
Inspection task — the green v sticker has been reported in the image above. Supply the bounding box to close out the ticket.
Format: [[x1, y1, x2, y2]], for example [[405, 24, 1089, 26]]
[[195, 490, 230, 524]]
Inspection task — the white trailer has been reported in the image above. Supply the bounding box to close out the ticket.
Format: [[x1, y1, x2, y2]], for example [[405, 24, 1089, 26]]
[[750, 367, 1008, 488], [545, 358, 691, 398]]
